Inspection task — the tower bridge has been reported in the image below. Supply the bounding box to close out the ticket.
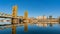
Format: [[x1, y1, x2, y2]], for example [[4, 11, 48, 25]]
[[0, 5, 60, 24], [0, 5, 29, 24], [0, 5, 60, 33], [0, 5, 60, 34]]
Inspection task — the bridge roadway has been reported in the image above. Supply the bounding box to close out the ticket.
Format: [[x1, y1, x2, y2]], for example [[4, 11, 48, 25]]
[[0, 16, 19, 19], [0, 16, 59, 22], [0, 16, 59, 24]]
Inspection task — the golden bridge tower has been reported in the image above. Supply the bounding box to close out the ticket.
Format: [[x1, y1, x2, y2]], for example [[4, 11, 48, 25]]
[[12, 5, 18, 24], [24, 10, 28, 32], [24, 11, 28, 19], [12, 6, 17, 17]]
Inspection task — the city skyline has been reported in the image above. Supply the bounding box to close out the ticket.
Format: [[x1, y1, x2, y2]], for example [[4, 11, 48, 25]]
[[0, 0, 60, 18]]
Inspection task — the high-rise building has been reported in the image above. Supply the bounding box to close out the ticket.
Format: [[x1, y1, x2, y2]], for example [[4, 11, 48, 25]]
[[36, 16, 47, 20]]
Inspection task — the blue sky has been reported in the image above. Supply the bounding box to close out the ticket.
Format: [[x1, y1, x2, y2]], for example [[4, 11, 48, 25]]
[[0, 0, 60, 18]]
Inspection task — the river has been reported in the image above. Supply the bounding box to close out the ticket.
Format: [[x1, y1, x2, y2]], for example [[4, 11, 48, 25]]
[[0, 22, 60, 34]]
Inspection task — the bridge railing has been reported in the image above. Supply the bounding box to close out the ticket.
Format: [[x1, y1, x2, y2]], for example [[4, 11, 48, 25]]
[[0, 12, 12, 17]]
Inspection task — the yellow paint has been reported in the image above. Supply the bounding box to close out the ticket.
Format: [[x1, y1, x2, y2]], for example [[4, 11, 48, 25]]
[[24, 11, 28, 19], [12, 5, 17, 18], [12, 5, 18, 24]]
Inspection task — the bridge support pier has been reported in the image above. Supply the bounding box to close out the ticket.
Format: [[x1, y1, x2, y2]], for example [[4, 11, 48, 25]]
[[19, 19, 23, 24], [59, 18, 60, 24], [11, 18, 19, 24]]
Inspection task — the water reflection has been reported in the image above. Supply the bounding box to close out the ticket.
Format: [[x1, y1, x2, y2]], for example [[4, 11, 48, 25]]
[[12, 24, 16, 34], [0, 22, 60, 34], [36, 23, 48, 27], [24, 23, 28, 32], [49, 23, 53, 27], [11, 22, 28, 34], [0, 25, 11, 30], [35, 23, 58, 27]]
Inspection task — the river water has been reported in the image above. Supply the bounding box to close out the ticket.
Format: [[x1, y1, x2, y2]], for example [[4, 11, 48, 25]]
[[0, 22, 60, 34]]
